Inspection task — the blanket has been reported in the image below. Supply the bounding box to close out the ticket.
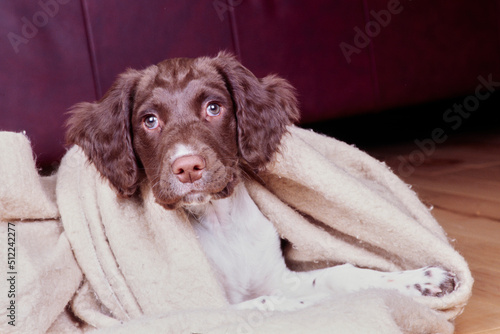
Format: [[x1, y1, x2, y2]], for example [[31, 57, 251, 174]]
[[0, 127, 473, 333]]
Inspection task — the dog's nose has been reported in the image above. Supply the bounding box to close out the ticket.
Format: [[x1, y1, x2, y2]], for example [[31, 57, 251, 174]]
[[172, 155, 206, 183]]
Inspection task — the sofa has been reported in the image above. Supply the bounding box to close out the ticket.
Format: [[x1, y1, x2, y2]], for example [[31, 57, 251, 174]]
[[1, 0, 499, 168]]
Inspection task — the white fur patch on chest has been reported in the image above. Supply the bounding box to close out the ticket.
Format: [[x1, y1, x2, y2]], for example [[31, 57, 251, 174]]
[[185, 183, 285, 303]]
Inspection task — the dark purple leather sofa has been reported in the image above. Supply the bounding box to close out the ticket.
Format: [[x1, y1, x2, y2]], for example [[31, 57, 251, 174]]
[[1, 0, 499, 168]]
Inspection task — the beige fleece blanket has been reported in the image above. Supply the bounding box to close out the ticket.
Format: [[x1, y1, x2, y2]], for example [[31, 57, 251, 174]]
[[0, 127, 472, 333]]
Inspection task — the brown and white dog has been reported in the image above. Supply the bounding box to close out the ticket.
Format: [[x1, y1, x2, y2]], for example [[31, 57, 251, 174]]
[[66, 52, 456, 310]]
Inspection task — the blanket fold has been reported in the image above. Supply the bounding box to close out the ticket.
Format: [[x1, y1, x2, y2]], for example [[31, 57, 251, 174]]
[[0, 132, 82, 334], [252, 127, 473, 315], [0, 127, 473, 333]]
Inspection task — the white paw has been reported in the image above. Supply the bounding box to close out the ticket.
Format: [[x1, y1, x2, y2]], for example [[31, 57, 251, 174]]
[[390, 266, 458, 297]]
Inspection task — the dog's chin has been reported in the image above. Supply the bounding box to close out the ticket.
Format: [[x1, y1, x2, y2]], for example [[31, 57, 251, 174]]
[[156, 179, 239, 210], [181, 192, 213, 206]]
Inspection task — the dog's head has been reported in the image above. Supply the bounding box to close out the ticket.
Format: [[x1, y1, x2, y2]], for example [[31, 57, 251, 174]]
[[66, 52, 299, 209]]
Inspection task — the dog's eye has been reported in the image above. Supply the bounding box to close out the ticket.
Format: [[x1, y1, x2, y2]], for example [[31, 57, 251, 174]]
[[143, 115, 159, 130], [206, 103, 221, 117]]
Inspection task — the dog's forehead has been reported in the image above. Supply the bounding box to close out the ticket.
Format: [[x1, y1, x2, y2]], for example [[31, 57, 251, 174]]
[[135, 58, 226, 106], [154, 57, 219, 89]]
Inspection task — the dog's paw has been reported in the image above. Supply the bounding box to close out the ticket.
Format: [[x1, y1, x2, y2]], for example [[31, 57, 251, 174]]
[[394, 266, 458, 297]]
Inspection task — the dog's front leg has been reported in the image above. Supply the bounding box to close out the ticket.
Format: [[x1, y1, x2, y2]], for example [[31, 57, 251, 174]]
[[236, 264, 457, 311], [289, 264, 457, 298]]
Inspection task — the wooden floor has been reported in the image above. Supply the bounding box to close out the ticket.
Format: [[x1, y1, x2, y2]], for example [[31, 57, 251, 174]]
[[368, 129, 500, 334]]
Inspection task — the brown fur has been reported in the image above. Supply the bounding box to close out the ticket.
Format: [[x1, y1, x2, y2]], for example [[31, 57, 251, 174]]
[[66, 52, 299, 208]]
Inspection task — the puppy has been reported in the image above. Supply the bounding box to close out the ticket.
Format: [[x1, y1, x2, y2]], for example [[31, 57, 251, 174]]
[[66, 52, 456, 310]]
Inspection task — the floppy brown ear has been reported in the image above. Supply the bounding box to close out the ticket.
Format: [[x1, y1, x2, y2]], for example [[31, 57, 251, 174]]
[[65, 69, 142, 197], [214, 52, 300, 172]]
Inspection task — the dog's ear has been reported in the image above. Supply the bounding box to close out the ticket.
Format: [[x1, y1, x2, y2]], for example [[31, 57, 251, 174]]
[[65, 69, 142, 197], [213, 52, 300, 172]]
